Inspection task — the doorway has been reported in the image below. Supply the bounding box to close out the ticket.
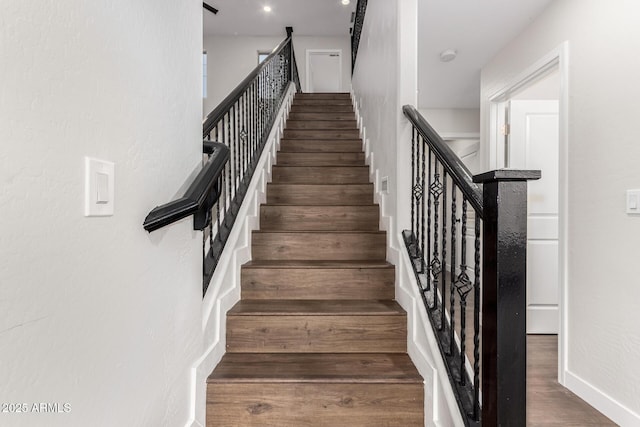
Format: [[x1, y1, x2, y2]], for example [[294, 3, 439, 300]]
[[488, 42, 569, 383], [306, 49, 342, 93]]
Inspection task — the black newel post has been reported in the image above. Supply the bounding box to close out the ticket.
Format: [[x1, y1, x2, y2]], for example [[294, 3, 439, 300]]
[[473, 169, 540, 426]]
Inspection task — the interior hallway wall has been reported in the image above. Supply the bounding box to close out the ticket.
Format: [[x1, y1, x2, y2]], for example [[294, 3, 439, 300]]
[[481, 1, 640, 424], [0, 1, 203, 426]]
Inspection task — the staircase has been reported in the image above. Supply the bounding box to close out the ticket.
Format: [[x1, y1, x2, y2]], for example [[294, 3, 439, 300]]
[[207, 93, 424, 426]]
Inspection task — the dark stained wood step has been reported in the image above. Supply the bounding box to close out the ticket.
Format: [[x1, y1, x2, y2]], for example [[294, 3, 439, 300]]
[[295, 92, 351, 100], [252, 231, 386, 261], [293, 99, 353, 106], [289, 112, 356, 121], [260, 205, 378, 231], [266, 184, 374, 205], [280, 139, 362, 153], [290, 104, 354, 113], [241, 260, 395, 300], [286, 120, 357, 130], [207, 383, 424, 426], [283, 129, 360, 139], [226, 300, 406, 353], [208, 353, 422, 383], [229, 299, 404, 316], [277, 152, 365, 166], [272, 166, 370, 184]]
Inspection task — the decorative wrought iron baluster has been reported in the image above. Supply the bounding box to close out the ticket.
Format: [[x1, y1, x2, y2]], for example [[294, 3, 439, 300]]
[[450, 185, 457, 356], [426, 150, 432, 293], [420, 136, 426, 274], [410, 127, 416, 243], [440, 172, 447, 332], [429, 162, 442, 310], [473, 214, 481, 420], [455, 198, 474, 386], [413, 135, 424, 256]]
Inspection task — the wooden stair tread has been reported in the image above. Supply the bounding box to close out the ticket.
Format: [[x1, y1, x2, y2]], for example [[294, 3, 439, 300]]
[[208, 353, 422, 384], [242, 260, 393, 269], [228, 300, 404, 316]]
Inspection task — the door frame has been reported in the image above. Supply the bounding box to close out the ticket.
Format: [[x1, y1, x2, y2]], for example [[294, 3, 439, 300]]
[[305, 49, 343, 93], [487, 41, 569, 385]]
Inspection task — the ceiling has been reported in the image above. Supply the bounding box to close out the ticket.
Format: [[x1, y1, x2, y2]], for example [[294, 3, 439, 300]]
[[418, 0, 554, 109], [203, 0, 356, 37], [203, 0, 554, 109]]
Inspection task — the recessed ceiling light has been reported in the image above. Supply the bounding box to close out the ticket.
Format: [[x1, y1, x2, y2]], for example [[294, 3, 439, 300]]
[[263, 5, 272, 12], [342, 0, 351, 5]]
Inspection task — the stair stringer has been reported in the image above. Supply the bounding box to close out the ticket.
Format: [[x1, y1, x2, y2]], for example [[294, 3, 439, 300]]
[[186, 83, 297, 427], [352, 90, 465, 427]]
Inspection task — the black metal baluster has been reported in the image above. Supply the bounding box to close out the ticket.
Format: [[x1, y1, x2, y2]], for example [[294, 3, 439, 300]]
[[415, 135, 422, 267], [456, 198, 473, 387], [420, 136, 426, 274], [430, 162, 441, 310], [440, 171, 447, 333], [427, 150, 432, 293], [450, 185, 457, 356], [410, 127, 416, 246]]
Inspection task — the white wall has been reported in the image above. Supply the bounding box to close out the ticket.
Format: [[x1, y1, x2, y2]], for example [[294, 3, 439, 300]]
[[481, 0, 640, 424], [0, 1, 203, 426], [203, 35, 351, 116], [418, 108, 480, 136], [353, 1, 463, 425], [203, 36, 282, 115]]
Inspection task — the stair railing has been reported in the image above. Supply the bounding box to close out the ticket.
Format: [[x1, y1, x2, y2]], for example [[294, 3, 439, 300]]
[[351, 0, 368, 72], [144, 31, 300, 295], [402, 105, 540, 426]]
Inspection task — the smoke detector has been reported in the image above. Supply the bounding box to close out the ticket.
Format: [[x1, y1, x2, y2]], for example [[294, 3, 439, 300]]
[[440, 49, 457, 62]]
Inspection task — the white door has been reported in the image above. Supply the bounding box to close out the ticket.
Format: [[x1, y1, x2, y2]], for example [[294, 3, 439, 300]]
[[508, 100, 559, 334], [307, 51, 341, 93]]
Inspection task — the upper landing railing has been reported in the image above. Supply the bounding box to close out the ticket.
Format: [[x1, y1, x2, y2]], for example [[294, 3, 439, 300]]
[[402, 105, 540, 426], [144, 29, 300, 294]]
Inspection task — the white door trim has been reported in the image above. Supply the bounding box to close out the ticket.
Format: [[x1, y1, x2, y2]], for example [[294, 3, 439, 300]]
[[487, 41, 570, 385], [305, 49, 343, 93]]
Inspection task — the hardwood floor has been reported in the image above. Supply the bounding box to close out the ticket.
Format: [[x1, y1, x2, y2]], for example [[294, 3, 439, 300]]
[[527, 335, 615, 426]]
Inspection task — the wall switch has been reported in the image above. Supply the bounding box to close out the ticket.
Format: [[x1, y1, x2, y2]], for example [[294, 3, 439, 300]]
[[85, 157, 114, 216], [627, 189, 640, 215]]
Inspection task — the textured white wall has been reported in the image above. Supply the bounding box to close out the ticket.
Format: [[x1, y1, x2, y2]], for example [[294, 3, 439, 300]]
[[352, 0, 399, 227], [353, 1, 463, 425], [203, 36, 282, 116], [418, 109, 480, 135], [0, 1, 203, 426], [481, 0, 640, 424], [203, 35, 351, 117]]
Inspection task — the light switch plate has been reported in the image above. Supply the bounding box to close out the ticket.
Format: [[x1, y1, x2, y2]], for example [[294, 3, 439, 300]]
[[627, 189, 640, 215], [85, 157, 114, 216]]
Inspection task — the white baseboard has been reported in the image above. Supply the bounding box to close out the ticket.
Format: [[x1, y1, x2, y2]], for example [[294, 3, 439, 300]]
[[565, 370, 640, 426], [185, 84, 297, 427]]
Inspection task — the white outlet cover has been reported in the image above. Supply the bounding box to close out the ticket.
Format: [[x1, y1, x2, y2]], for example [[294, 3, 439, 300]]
[[85, 157, 115, 216]]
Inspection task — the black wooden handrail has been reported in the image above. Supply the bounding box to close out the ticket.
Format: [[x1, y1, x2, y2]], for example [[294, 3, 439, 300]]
[[143, 142, 229, 232], [403, 105, 484, 217], [203, 35, 294, 137], [351, 0, 368, 72]]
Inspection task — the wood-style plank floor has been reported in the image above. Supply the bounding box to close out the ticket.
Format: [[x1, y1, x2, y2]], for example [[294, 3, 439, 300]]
[[527, 335, 615, 426]]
